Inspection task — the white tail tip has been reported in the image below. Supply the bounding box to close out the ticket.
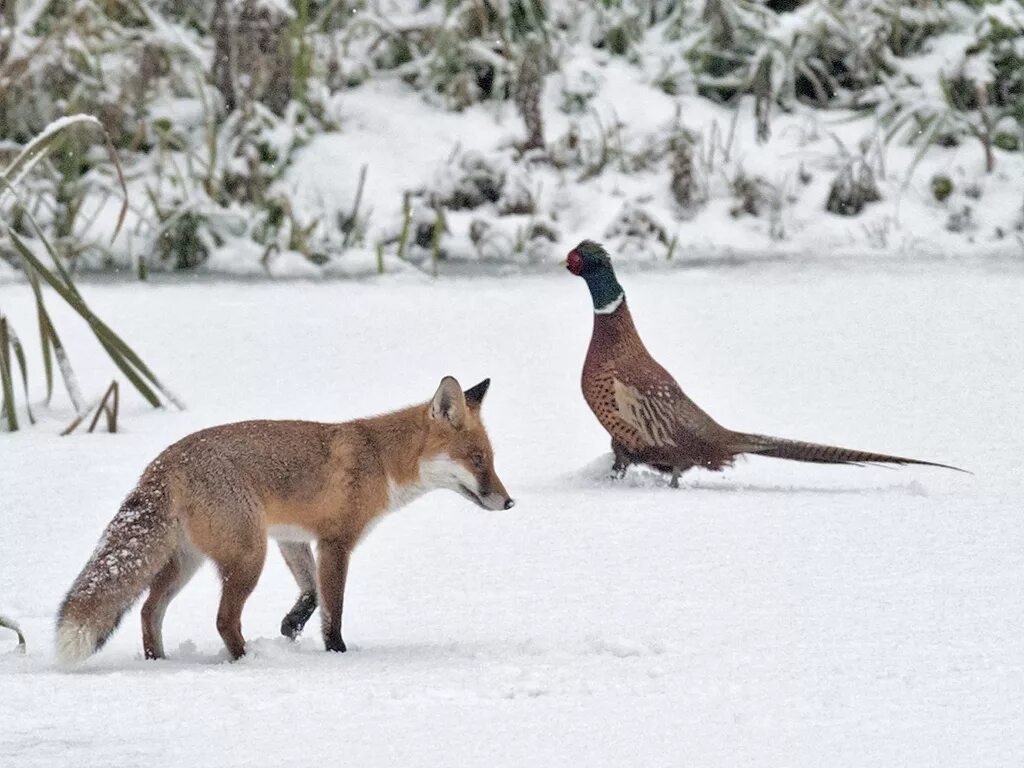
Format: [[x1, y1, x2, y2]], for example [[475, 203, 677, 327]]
[[56, 620, 97, 666]]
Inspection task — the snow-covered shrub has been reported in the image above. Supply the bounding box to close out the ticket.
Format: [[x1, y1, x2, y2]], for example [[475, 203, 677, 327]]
[[946, 204, 975, 234], [686, 0, 898, 140], [431, 151, 507, 210], [513, 37, 548, 151], [826, 159, 881, 216], [349, 0, 550, 111], [4, 0, 1024, 274], [604, 202, 670, 253], [729, 169, 773, 218], [0, 0, 332, 274], [877, 1, 1024, 174], [668, 126, 706, 216]]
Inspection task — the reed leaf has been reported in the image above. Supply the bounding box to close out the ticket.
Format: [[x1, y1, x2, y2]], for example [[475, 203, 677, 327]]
[[63, 380, 120, 436], [9, 231, 181, 410], [397, 192, 412, 260], [0, 114, 129, 244], [0, 317, 18, 431], [431, 206, 444, 278], [88, 381, 119, 434], [21, 250, 87, 413], [26, 269, 55, 404], [0, 614, 26, 653], [8, 326, 35, 425]]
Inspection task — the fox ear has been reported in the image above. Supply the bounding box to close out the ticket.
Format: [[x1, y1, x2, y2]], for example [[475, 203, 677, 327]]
[[430, 376, 466, 429], [464, 378, 490, 409]]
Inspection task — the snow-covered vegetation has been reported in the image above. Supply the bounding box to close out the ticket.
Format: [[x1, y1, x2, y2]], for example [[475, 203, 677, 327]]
[[2, 0, 1024, 276]]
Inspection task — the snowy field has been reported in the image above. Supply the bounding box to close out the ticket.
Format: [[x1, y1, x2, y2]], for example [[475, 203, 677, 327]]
[[1, 263, 1023, 767]]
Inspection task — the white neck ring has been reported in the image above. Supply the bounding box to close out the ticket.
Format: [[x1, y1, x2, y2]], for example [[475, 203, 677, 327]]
[[594, 292, 625, 315]]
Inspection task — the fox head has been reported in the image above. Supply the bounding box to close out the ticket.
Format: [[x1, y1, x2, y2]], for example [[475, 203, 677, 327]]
[[422, 376, 515, 512]]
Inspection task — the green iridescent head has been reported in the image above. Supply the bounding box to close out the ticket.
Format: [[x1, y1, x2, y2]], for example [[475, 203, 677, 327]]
[[565, 240, 624, 313]]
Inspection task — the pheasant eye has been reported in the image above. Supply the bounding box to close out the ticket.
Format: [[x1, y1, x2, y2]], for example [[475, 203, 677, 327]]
[[566, 250, 583, 275]]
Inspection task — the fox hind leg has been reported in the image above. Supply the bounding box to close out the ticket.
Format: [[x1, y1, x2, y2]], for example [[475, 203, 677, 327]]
[[278, 542, 318, 640], [214, 539, 267, 660], [141, 539, 203, 660]]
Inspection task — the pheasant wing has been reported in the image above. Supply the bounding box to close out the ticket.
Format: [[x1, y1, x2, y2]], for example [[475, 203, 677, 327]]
[[610, 362, 727, 454]]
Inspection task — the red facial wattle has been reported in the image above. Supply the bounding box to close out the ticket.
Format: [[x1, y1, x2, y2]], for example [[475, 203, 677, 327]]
[[566, 250, 583, 275]]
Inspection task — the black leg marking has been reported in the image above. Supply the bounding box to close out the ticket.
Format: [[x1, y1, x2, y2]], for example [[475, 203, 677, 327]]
[[280, 591, 318, 640]]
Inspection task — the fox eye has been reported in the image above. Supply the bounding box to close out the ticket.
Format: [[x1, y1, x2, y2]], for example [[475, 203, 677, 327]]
[[471, 453, 485, 469]]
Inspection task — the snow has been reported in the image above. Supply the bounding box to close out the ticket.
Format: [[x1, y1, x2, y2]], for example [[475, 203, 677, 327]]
[[285, 79, 507, 229], [1, 264, 1023, 766]]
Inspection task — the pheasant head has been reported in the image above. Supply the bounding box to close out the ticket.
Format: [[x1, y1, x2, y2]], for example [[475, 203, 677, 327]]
[[565, 240, 625, 314]]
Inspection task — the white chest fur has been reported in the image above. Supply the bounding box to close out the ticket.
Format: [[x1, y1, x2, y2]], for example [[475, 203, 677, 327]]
[[267, 524, 317, 542], [385, 453, 478, 513]]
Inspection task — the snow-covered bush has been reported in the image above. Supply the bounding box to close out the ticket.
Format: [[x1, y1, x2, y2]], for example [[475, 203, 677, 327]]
[[877, 1, 1024, 173], [3, 0, 1024, 274]]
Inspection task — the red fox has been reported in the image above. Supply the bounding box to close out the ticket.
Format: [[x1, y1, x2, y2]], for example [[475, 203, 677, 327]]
[[56, 377, 514, 664]]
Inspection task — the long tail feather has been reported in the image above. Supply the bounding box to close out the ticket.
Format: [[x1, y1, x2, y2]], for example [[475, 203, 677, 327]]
[[731, 432, 969, 473]]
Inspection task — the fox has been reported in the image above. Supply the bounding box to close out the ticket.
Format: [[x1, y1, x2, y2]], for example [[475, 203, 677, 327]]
[[56, 376, 514, 665]]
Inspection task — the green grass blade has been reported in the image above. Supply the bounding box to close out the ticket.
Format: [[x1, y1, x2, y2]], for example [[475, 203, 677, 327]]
[[87, 315, 181, 407], [0, 115, 104, 197], [0, 175, 82, 298], [39, 304, 86, 414], [10, 231, 175, 409], [397, 193, 412, 260], [0, 114, 129, 245], [94, 335, 162, 408], [8, 326, 36, 425], [25, 267, 54, 403], [9, 221, 86, 412], [0, 317, 19, 432]]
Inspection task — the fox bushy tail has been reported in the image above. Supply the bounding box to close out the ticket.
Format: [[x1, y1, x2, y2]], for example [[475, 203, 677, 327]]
[[730, 432, 967, 472], [56, 480, 178, 664]]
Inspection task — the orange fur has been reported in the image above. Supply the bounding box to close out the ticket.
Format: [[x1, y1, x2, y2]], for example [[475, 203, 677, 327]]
[[56, 377, 513, 664]]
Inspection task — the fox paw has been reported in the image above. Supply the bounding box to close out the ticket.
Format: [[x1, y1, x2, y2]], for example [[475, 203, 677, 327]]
[[280, 592, 317, 640], [324, 636, 347, 653]]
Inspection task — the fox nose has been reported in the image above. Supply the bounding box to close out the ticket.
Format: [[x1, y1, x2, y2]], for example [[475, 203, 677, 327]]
[[504, 498, 515, 510]]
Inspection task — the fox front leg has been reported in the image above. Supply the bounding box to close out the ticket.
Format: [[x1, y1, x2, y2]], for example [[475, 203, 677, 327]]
[[317, 539, 350, 653], [278, 542, 318, 640]]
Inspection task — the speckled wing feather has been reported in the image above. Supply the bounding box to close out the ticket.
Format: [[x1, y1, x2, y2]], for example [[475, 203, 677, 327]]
[[580, 299, 737, 469], [610, 362, 729, 451]]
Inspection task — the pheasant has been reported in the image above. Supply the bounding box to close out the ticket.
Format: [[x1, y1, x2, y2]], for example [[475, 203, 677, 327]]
[[564, 240, 964, 486]]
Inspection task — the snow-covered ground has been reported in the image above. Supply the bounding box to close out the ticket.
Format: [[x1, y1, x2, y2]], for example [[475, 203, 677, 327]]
[[1, 264, 1022, 766]]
